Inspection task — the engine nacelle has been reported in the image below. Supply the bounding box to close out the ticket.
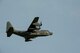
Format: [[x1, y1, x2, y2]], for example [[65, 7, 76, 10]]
[[33, 22, 42, 26], [36, 26, 41, 30]]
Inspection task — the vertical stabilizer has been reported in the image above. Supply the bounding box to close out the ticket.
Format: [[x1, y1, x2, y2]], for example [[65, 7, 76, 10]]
[[6, 21, 14, 37]]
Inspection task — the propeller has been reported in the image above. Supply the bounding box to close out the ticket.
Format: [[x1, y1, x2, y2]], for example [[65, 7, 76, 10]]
[[40, 21, 42, 26]]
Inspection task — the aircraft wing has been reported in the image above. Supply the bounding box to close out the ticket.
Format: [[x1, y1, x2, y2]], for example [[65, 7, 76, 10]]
[[27, 17, 39, 32]]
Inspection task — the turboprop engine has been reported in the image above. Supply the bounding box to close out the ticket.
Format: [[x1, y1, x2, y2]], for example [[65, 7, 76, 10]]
[[33, 22, 42, 30], [33, 22, 42, 26]]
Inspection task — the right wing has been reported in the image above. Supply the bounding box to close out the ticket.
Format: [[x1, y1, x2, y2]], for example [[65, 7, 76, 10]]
[[27, 17, 39, 32]]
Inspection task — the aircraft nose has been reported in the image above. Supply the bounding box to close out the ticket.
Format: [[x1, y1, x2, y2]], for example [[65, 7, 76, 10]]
[[50, 32, 53, 35]]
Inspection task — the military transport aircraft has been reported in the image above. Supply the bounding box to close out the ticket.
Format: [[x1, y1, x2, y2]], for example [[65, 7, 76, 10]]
[[6, 17, 53, 42]]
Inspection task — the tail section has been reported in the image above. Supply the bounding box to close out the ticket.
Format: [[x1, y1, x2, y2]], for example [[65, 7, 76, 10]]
[[6, 21, 14, 37]]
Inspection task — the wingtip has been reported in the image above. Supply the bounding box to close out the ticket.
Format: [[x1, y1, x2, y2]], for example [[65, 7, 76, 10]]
[[35, 17, 39, 19]]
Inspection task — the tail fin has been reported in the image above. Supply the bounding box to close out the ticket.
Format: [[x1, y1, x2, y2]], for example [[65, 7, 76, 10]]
[[6, 21, 14, 37]]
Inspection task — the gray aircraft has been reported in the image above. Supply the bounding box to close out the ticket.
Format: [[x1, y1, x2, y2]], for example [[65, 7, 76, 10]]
[[6, 17, 53, 42]]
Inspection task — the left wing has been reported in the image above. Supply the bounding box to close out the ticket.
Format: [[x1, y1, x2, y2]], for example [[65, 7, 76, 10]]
[[27, 17, 39, 32]]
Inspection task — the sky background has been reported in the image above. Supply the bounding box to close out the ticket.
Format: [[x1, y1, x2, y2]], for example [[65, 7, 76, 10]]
[[0, 0, 80, 53]]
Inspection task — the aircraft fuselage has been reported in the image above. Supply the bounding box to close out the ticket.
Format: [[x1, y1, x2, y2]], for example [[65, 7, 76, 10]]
[[13, 30, 52, 38]]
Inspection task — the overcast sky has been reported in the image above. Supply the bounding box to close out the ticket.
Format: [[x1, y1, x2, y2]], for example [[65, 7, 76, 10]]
[[0, 0, 80, 53]]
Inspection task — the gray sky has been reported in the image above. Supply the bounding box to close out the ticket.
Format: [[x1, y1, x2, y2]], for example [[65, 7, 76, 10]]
[[0, 0, 80, 53]]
